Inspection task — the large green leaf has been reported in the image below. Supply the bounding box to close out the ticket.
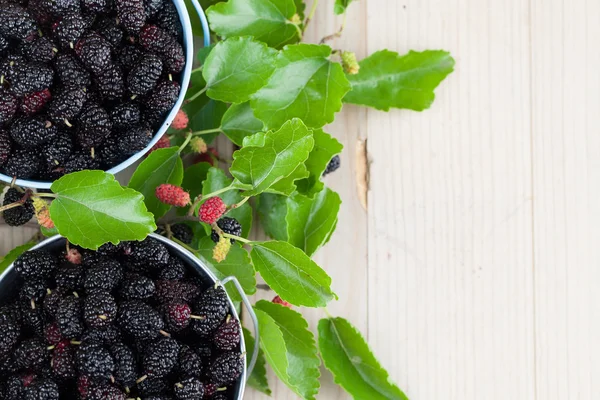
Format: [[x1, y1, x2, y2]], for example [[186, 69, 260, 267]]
[[128, 147, 184, 219], [0, 242, 36, 274], [318, 317, 408, 400], [230, 119, 314, 197], [243, 327, 271, 395], [187, 99, 228, 141], [285, 187, 341, 256], [221, 102, 264, 146], [250, 241, 335, 307], [344, 50, 455, 111], [295, 129, 343, 195], [263, 163, 309, 196], [203, 37, 278, 103], [257, 193, 288, 241], [206, 0, 300, 49], [334, 0, 355, 14], [254, 309, 290, 388], [195, 236, 256, 301], [251, 44, 351, 130], [181, 162, 212, 202], [50, 171, 156, 250], [255, 300, 320, 399], [202, 168, 252, 237]]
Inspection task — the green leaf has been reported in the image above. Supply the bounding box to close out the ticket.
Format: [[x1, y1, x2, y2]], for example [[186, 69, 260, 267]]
[[264, 163, 308, 196], [203, 37, 278, 104], [50, 171, 156, 250], [296, 129, 343, 195], [285, 187, 341, 256], [250, 241, 335, 307], [255, 300, 320, 399], [257, 193, 288, 240], [294, 0, 306, 20], [187, 99, 228, 141], [344, 49, 455, 111], [181, 162, 212, 202], [255, 309, 290, 387], [206, 0, 300, 49], [334, 0, 355, 14], [196, 44, 215, 65], [202, 168, 252, 237], [0, 242, 36, 274], [221, 102, 264, 146], [251, 44, 351, 130], [318, 317, 408, 400], [128, 147, 184, 219], [243, 327, 271, 395], [230, 119, 314, 197], [195, 236, 256, 301], [40, 225, 59, 237]]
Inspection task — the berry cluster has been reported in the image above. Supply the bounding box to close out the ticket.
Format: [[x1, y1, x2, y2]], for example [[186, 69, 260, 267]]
[[0, 0, 185, 181], [0, 237, 243, 399]]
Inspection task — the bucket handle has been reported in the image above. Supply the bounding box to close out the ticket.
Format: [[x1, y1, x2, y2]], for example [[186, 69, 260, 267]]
[[221, 276, 259, 379], [187, 0, 212, 47]]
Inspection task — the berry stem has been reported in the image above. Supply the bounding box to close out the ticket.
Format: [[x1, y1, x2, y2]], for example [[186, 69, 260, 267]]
[[35, 192, 57, 198], [171, 237, 198, 254], [222, 233, 252, 244], [0, 201, 25, 213], [186, 87, 207, 103], [320, 12, 348, 44], [190, 127, 222, 136], [177, 131, 193, 154], [303, 0, 320, 33]]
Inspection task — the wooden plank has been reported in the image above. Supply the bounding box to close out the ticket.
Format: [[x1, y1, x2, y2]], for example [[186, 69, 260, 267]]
[[531, 0, 600, 399], [365, 1, 535, 399]]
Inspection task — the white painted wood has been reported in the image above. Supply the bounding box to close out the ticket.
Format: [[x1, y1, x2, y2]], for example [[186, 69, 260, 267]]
[[3, 1, 599, 399]]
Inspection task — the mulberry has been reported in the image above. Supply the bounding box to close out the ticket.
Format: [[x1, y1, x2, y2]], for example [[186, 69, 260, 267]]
[[146, 80, 180, 120], [117, 300, 165, 340], [171, 223, 193, 244], [154, 280, 201, 305], [142, 337, 180, 378], [127, 237, 170, 270], [51, 340, 77, 379], [53, 14, 86, 49], [84, 258, 123, 292], [118, 273, 155, 300], [156, 184, 190, 207], [75, 341, 115, 380], [9, 62, 54, 97], [171, 109, 188, 130], [191, 286, 229, 337], [76, 102, 112, 149], [213, 315, 241, 351], [98, 135, 124, 168], [199, 197, 226, 225], [160, 302, 191, 332], [110, 342, 137, 389], [20, 89, 52, 116], [18, 36, 57, 63], [117, 44, 143, 70], [110, 102, 140, 129], [14, 249, 57, 280], [174, 377, 204, 400], [95, 64, 124, 100], [323, 154, 340, 175], [54, 54, 91, 88], [55, 263, 84, 291], [115, 0, 146, 34], [0, 3, 37, 41], [10, 117, 56, 148], [42, 288, 62, 319], [139, 25, 184, 73], [0, 314, 20, 358], [156, 2, 182, 40], [211, 217, 242, 244], [2, 187, 34, 226], [0, 130, 10, 165], [82, 0, 109, 13], [0, 90, 18, 124], [127, 53, 163, 97], [178, 345, 202, 379], [23, 378, 60, 400], [83, 291, 117, 328], [136, 376, 167, 396], [144, 0, 164, 18], [80, 325, 122, 345], [63, 150, 101, 174], [75, 33, 112, 74], [158, 256, 186, 280], [56, 295, 84, 339], [95, 18, 123, 48], [46, 0, 81, 17], [86, 382, 126, 400], [47, 87, 87, 126], [3, 148, 41, 178], [41, 130, 73, 167], [14, 338, 49, 371], [208, 352, 243, 386]]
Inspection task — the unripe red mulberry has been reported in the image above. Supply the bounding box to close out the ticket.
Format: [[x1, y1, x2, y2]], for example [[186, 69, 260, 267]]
[[155, 184, 190, 207], [171, 109, 188, 130], [199, 197, 226, 224]]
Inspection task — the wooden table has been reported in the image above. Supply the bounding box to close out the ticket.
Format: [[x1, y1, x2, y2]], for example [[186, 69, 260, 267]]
[[3, 0, 599, 398]]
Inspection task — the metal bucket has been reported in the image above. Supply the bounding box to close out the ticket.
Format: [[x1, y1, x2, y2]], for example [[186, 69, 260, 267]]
[[0, 0, 212, 189], [0, 233, 258, 399]]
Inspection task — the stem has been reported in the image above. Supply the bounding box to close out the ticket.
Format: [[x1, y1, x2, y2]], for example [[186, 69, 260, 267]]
[[320, 12, 347, 44], [303, 0, 320, 32], [191, 65, 203, 74], [178, 132, 193, 154], [0, 202, 25, 213], [231, 196, 249, 210], [35, 192, 57, 198], [191, 127, 222, 136], [289, 20, 303, 40], [186, 87, 207, 103], [222, 233, 252, 244], [172, 237, 198, 254]]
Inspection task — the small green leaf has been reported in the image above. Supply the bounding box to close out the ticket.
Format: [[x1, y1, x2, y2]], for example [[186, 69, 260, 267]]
[[243, 327, 271, 395], [294, 0, 306, 20], [318, 317, 408, 400], [334, 0, 355, 14], [264, 163, 309, 196], [50, 171, 156, 250], [250, 241, 335, 307], [286, 187, 341, 256], [206, 0, 300, 49], [203, 37, 278, 104], [128, 147, 184, 219], [251, 44, 351, 129], [230, 119, 314, 197], [221, 102, 264, 146], [0, 242, 36, 274], [181, 162, 212, 203], [195, 236, 256, 301], [255, 300, 320, 399], [344, 49, 455, 111], [202, 168, 252, 237], [296, 129, 343, 195], [257, 193, 288, 241], [40, 225, 59, 237], [255, 309, 290, 386]]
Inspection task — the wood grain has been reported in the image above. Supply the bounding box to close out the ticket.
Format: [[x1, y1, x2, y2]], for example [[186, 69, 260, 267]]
[[3, 0, 599, 399]]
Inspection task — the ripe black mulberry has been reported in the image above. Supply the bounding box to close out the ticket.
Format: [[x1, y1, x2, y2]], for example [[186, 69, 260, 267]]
[[76, 102, 112, 149], [2, 187, 34, 226], [127, 53, 163, 97]]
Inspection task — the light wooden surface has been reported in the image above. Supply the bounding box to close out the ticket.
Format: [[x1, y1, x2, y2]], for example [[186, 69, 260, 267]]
[[2, 0, 599, 399]]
